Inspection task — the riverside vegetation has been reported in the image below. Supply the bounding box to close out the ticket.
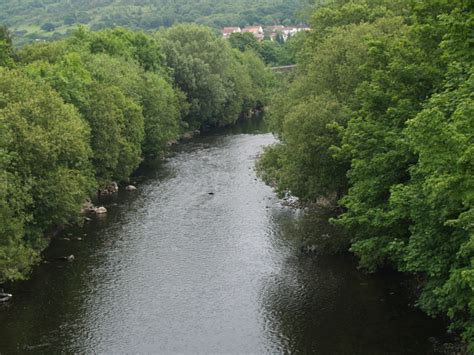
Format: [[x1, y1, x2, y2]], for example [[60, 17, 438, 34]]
[[0, 24, 274, 283], [258, 0, 473, 349]]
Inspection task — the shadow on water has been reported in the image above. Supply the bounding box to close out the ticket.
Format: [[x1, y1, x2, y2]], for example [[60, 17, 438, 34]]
[[260, 208, 447, 354], [0, 117, 449, 354], [202, 113, 270, 136]]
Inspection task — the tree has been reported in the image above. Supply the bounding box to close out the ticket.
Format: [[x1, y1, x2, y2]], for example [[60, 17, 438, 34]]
[[390, 4, 474, 347], [78, 28, 165, 73], [0, 26, 14, 67], [159, 24, 248, 128], [139, 72, 180, 158], [41, 23, 56, 32], [228, 32, 260, 53], [0, 68, 94, 281], [259, 94, 350, 201], [84, 54, 145, 182]]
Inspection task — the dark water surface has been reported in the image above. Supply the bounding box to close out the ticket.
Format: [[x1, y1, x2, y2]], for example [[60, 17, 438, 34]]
[[1, 123, 446, 354]]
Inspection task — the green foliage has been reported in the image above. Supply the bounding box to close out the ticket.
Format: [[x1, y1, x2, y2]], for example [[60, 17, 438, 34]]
[[272, 31, 308, 65], [228, 32, 260, 53], [139, 72, 180, 158], [160, 24, 272, 128], [0, 26, 15, 67], [259, 95, 349, 201], [0, 114, 36, 282], [159, 24, 233, 127], [0, 68, 95, 282], [258, 0, 474, 347], [77, 28, 165, 73], [16, 41, 69, 64], [259, 14, 404, 202], [239, 50, 275, 108], [391, 5, 474, 347], [41, 23, 56, 32]]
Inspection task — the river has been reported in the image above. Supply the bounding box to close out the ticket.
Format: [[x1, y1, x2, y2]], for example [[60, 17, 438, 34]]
[[0, 121, 446, 354]]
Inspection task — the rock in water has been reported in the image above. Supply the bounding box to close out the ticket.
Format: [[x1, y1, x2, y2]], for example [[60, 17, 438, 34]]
[[0, 293, 13, 302], [125, 185, 137, 191], [95, 206, 107, 214], [109, 181, 119, 193], [99, 181, 119, 196], [182, 132, 193, 140], [57, 255, 75, 262]]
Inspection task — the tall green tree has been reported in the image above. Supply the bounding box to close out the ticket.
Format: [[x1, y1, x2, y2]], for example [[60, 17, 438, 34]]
[[0, 68, 94, 281], [139, 72, 180, 158], [159, 24, 270, 128], [0, 26, 14, 67], [390, 3, 474, 346]]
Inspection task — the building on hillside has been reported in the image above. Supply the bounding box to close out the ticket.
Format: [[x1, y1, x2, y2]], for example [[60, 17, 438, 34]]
[[265, 25, 311, 42], [222, 27, 241, 38], [296, 26, 311, 33], [222, 25, 310, 42], [242, 26, 264, 41], [264, 25, 285, 41]]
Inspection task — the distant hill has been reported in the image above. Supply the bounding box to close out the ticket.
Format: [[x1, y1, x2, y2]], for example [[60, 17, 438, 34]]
[[0, 0, 307, 45]]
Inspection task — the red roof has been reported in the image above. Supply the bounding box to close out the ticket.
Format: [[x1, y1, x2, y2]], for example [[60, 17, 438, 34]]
[[242, 26, 263, 33], [222, 27, 241, 34]]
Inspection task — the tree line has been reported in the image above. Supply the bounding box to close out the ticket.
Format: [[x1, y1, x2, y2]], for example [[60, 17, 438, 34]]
[[0, 24, 274, 283], [258, 0, 473, 348], [0, 0, 305, 46]]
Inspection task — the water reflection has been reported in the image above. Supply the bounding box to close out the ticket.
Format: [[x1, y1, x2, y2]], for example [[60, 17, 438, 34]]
[[261, 208, 445, 354]]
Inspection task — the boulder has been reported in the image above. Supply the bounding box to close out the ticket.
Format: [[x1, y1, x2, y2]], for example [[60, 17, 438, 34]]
[[109, 181, 119, 193], [125, 185, 137, 191], [0, 293, 13, 302], [94, 206, 107, 214], [57, 254, 75, 262], [99, 181, 119, 196], [182, 132, 193, 140]]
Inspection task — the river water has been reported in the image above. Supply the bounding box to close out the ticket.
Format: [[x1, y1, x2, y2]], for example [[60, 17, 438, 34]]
[[0, 122, 446, 354]]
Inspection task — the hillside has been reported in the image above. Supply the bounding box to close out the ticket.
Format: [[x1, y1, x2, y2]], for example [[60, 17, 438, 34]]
[[0, 0, 306, 45]]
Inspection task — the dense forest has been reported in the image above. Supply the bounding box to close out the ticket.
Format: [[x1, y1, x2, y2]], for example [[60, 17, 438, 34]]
[[0, 0, 306, 45], [0, 24, 273, 282], [258, 0, 473, 349]]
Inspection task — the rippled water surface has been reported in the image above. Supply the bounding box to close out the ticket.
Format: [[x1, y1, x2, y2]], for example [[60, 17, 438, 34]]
[[0, 122, 445, 354]]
